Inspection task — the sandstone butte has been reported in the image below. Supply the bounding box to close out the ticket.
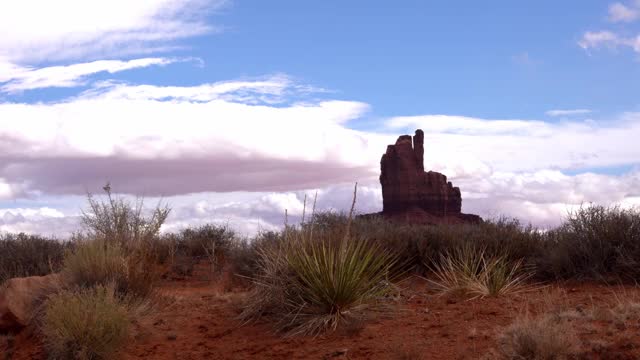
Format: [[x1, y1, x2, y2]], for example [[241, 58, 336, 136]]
[[365, 129, 481, 225]]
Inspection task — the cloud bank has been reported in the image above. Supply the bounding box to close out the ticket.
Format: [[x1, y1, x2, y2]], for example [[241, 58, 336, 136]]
[[2, 76, 640, 235]]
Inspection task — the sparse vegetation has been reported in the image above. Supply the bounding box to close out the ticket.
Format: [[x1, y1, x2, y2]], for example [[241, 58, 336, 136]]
[[42, 285, 131, 360], [6, 189, 640, 360]]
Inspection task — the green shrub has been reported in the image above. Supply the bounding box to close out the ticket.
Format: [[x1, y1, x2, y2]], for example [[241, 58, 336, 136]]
[[0, 233, 70, 283], [178, 224, 235, 258], [228, 231, 282, 279], [241, 225, 399, 335], [42, 285, 130, 360]]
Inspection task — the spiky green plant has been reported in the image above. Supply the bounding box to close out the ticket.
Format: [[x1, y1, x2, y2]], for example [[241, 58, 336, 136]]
[[242, 184, 400, 335], [243, 234, 398, 336], [428, 245, 533, 298]]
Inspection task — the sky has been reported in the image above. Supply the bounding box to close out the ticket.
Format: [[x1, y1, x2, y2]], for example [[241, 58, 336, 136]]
[[1, 0, 640, 237]]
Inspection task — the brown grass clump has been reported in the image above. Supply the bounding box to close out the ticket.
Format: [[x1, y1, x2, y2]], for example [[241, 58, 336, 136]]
[[497, 313, 579, 359], [42, 285, 131, 360], [61, 239, 157, 300]]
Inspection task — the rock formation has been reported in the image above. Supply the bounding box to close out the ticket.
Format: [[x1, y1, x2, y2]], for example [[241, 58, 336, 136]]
[[0, 273, 61, 332], [372, 129, 481, 225]]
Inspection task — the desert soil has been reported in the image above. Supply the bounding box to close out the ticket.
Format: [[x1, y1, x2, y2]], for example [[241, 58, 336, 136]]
[[5, 264, 640, 360]]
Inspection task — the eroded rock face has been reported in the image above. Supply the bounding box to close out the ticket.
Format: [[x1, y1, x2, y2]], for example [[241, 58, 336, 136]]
[[0, 273, 61, 332], [376, 129, 481, 224]]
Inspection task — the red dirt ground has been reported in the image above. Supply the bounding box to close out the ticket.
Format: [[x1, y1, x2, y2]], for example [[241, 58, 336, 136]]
[[4, 265, 640, 359]]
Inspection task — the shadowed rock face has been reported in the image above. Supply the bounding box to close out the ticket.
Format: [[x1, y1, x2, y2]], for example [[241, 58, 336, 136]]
[[375, 129, 481, 225]]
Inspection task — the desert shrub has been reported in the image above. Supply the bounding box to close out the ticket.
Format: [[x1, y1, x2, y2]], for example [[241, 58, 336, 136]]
[[81, 184, 170, 253], [428, 244, 533, 298], [339, 214, 542, 276], [241, 214, 399, 335], [497, 313, 579, 360], [178, 224, 235, 258], [227, 230, 282, 279], [42, 285, 130, 360], [173, 224, 237, 278], [538, 205, 640, 280], [62, 239, 156, 300], [65, 184, 169, 298], [0, 233, 70, 283]]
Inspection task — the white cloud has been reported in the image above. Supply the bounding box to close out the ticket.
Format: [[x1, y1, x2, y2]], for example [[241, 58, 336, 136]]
[[545, 109, 592, 117], [4, 169, 640, 237], [581, 2, 640, 54], [0, 57, 177, 93], [79, 75, 317, 104], [2, 78, 640, 202], [0, 77, 380, 198], [608, 2, 640, 22], [579, 31, 624, 51], [0, 207, 78, 237], [0, 0, 226, 63], [386, 114, 640, 175]]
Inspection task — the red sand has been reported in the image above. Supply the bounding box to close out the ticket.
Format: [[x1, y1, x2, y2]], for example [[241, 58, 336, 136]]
[[5, 266, 640, 359]]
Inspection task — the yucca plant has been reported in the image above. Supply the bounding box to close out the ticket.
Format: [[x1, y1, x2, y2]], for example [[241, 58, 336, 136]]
[[241, 184, 400, 335], [428, 244, 533, 298], [243, 234, 398, 335]]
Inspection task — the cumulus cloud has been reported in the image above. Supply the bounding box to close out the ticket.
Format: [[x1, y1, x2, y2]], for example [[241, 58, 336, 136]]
[[387, 114, 640, 174], [0, 57, 178, 93], [0, 207, 79, 237], [462, 170, 640, 227], [581, 2, 640, 55], [5, 168, 640, 237], [0, 0, 226, 63], [608, 2, 640, 22], [579, 31, 625, 51], [545, 109, 592, 117]]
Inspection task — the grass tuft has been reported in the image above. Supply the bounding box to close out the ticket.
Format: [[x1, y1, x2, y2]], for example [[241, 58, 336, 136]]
[[42, 285, 130, 360], [497, 313, 579, 360], [428, 244, 534, 298]]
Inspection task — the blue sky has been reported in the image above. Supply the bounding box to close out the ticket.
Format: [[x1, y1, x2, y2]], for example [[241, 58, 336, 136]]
[[1, 0, 640, 235]]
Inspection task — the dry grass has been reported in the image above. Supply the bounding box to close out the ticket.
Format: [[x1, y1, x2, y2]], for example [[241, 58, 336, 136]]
[[42, 285, 131, 360], [497, 312, 579, 359], [61, 239, 157, 300]]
